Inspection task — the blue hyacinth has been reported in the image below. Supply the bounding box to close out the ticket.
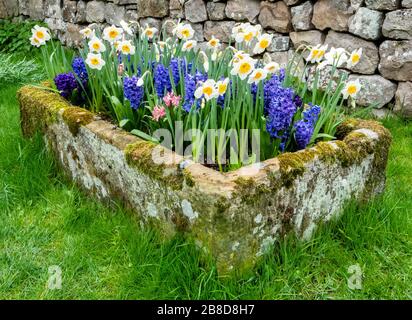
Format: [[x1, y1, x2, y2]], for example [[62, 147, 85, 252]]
[[264, 73, 297, 139], [182, 73, 196, 112], [72, 57, 88, 83], [154, 63, 171, 98], [54, 72, 78, 98], [124, 76, 144, 109], [294, 104, 321, 150]]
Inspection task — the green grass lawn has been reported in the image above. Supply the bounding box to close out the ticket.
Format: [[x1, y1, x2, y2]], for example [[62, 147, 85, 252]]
[[0, 83, 411, 299]]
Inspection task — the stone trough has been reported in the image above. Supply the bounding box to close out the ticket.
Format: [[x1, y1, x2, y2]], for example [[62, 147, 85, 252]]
[[18, 85, 392, 274]]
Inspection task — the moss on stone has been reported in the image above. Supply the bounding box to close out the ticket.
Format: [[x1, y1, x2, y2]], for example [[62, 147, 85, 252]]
[[124, 140, 184, 190], [17, 85, 73, 137], [62, 107, 94, 136]]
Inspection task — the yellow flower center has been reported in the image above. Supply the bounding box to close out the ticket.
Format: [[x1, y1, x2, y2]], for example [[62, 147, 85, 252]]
[[122, 45, 130, 53], [218, 84, 227, 95], [186, 42, 193, 48], [254, 71, 263, 79], [259, 39, 269, 49], [312, 49, 319, 57], [239, 62, 251, 74], [203, 86, 213, 96], [352, 54, 360, 64], [91, 58, 100, 66], [347, 85, 357, 95], [182, 29, 190, 38], [36, 31, 44, 39], [109, 30, 118, 39], [33, 38, 39, 43], [210, 39, 217, 47], [146, 30, 153, 37], [93, 42, 100, 50], [244, 32, 253, 42]]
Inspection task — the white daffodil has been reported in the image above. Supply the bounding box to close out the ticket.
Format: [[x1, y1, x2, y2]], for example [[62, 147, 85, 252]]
[[85, 53, 106, 70], [248, 68, 268, 84], [306, 44, 328, 63], [253, 33, 273, 54], [118, 40, 135, 55], [30, 35, 44, 47], [207, 36, 221, 50], [142, 26, 158, 40], [235, 25, 256, 44], [79, 27, 95, 39], [347, 48, 363, 68], [31, 25, 51, 43], [120, 20, 133, 36], [264, 62, 280, 74], [231, 50, 248, 64], [174, 23, 195, 40], [103, 25, 123, 43], [231, 56, 256, 80], [182, 40, 197, 52], [88, 37, 106, 53], [211, 49, 220, 62], [216, 78, 229, 96], [194, 79, 218, 101], [324, 47, 348, 67], [342, 79, 361, 99]]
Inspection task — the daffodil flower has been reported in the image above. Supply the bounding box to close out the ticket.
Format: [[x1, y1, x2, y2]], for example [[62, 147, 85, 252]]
[[194, 79, 219, 101], [80, 27, 95, 39], [248, 68, 268, 84], [85, 53, 106, 70], [182, 40, 197, 52], [88, 37, 106, 53], [230, 56, 256, 80], [253, 34, 273, 55], [342, 79, 361, 99], [173, 23, 195, 40], [347, 48, 363, 68], [118, 40, 136, 55], [264, 62, 280, 74], [142, 26, 158, 40], [207, 36, 221, 50], [306, 44, 328, 63], [120, 20, 133, 36], [31, 25, 51, 43], [216, 78, 229, 96], [103, 25, 123, 43]]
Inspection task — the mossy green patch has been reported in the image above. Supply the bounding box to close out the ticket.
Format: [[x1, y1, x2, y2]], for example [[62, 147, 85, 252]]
[[17, 85, 72, 137], [124, 140, 184, 190], [62, 107, 94, 136]]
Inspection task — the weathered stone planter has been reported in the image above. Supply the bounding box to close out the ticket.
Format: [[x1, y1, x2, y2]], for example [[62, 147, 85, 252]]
[[18, 85, 392, 274]]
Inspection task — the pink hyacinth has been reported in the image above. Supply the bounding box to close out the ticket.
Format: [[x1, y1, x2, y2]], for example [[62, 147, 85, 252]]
[[152, 105, 166, 122], [163, 92, 181, 107]]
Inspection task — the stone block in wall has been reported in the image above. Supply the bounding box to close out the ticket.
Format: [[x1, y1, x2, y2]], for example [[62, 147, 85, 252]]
[[62, 23, 83, 47], [106, 3, 126, 25], [225, 0, 261, 23], [125, 10, 138, 22], [284, 0, 302, 5], [306, 65, 350, 91], [312, 0, 354, 32], [44, 0, 62, 19], [382, 9, 412, 39], [394, 82, 412, 118], [28, 0, 44, 20], [348, 7, 383, 40], [62, 0, 77, 23], [0, 0, 19, 19], [139, 17, 162, 31], [119, 0, 138, 4], [204, 21, 236, 43], [19, 0, 29, 16], [365, 0, 399, 10], [258, 1, 292, 33], [86, 1, 106, 23], [350, 0, 364, 10], [291, 1, 314, 31], [379, 40, 412, 81], [325, 30, 379, 74], [267, 34, 290, 52], [347, 75, 397, 108], [403, 0, 412, 8], [75, 1, 86, 23], [290, 30, 326, 48], [206, 2, 226, 21], [185, 0, 208, 23], [136, 0, 169, 18]]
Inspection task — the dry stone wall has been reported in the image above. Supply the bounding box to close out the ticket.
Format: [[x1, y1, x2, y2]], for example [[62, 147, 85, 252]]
[[2, 0, 412, 115]]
